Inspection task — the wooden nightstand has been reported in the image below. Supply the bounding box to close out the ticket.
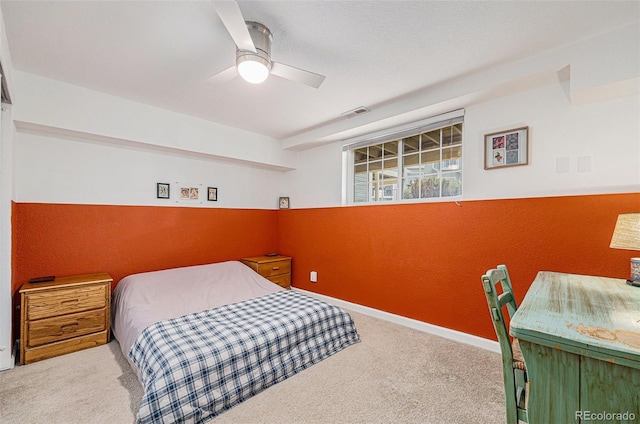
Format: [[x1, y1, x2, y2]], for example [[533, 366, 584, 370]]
[[241, 255, 292, 290], [19, 273, 112, 365]]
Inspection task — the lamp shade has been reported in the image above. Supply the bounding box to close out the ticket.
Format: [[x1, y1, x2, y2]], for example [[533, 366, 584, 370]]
[[610, 213, 640, 250], [237, 58, 270, 84]]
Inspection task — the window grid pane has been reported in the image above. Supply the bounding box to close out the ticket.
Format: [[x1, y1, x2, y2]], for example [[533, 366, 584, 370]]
[[383, 141, 399, 159], [422, 130, 440, 150], [441, 171, 462, 197], [369, 145, 383, 161], [353, 121, 462, 203]]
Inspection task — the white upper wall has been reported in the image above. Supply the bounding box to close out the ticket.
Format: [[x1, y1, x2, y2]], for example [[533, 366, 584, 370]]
[[12, 71, 297, 171], [14, 128, 286, 209], [10, 23, 640, 210], [284, 80, 639, 209], [12, 71, 294, 209], [282, 23, 639, 149], [282, 25, 640, 208], [465, 82, 639, 200]]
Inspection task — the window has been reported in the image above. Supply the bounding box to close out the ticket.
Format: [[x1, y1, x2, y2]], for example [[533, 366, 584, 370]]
[[346, 111, 463, 204]]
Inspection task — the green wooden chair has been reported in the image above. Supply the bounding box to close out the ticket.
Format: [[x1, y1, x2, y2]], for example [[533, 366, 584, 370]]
[[481, 265, 528, 424]]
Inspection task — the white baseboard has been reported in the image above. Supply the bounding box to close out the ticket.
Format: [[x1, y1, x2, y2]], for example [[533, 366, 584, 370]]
[[293, 288, 500, 354]]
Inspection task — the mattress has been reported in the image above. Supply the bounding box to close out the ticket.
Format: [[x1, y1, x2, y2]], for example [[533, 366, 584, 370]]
[[111, 260, 360, 423], [111, 260, 283, 374]]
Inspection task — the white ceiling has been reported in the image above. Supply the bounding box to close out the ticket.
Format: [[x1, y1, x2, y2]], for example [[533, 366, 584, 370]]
[[1, 1, 639, 148]]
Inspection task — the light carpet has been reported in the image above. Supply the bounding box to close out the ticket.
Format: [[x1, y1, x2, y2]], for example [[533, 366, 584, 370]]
[[0, 310, 506, 423]]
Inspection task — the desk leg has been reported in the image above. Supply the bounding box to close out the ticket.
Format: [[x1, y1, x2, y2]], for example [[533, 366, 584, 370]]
[[518, 340, 580, 423]]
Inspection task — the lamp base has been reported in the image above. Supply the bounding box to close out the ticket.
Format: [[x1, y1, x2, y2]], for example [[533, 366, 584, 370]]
[[626, 279, 640, 287]]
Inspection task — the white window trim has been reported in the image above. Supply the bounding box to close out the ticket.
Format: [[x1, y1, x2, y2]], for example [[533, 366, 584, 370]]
[[342, 109, 464, 206], [341, 109, 464, 151]]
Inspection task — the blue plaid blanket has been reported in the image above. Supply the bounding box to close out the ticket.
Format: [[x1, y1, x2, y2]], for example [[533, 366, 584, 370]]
[[129, 290, 360, 423]]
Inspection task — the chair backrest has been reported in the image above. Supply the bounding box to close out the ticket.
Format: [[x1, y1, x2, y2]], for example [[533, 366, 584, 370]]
[[481, 264, 528, 424], [481, 264, 519, 361]]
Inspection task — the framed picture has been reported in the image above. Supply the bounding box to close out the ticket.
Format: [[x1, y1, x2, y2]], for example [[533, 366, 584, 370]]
[[484, 126, 529, 170], [207, 187, 218, 202], [180, 186, 199, 200], [174, 182, 203, 204], [279, 197, 290, 209], [157, 183, 170, 199]]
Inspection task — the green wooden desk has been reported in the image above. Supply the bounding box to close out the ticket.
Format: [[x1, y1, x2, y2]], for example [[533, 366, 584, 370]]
[[510, 271, 640, 423]]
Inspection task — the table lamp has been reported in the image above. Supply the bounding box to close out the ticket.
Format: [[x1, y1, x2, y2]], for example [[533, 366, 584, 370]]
[[610, 213, 640, 286]]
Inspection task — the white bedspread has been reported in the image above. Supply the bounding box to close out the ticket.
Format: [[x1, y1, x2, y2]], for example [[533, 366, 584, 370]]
[[111, 260, 282, 377]]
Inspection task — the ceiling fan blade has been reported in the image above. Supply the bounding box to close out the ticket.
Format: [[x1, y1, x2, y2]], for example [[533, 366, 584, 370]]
[[212, 1, 256, 53], [271, 62, 326, 89], [207, 65, 238, 83]]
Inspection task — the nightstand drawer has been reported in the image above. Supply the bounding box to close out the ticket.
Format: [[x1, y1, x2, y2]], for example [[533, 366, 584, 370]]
[[268, 274, 291, 289], [23, 333, 109, 365], [26, 284, 107, 320], [256, 260, 291, 278], [20, 273, 113, 364], [27, 308, 107, 348], [241, 256, 292, 290]]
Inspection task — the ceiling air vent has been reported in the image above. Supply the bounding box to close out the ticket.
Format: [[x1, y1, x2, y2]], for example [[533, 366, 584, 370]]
[[341, 106, 370, 119]]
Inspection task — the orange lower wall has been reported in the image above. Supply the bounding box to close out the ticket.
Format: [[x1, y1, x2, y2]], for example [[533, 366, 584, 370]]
[[12, 203, 278, 294], [277, 193, 640, 340], [10, 193, 640, 343]]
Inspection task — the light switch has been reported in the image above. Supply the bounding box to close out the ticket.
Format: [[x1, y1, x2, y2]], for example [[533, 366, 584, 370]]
[[577, 156, 591, 173], [556, 157, 570, 173]]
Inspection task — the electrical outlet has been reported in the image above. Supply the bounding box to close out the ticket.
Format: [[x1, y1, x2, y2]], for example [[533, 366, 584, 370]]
[[310, 271, 317, 283]]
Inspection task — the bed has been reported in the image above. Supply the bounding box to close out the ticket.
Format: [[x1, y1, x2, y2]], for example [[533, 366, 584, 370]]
[[111, 260, 360, 423]]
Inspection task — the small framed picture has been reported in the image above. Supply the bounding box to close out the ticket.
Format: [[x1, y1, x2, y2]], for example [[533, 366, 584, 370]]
[[207, 187, 218, 202], [484, 126, 529, 170], [279, 197, 290, 209], [157, 183, 170, 199], [174, 182, 203, 204], [180, 186, 199, 200]]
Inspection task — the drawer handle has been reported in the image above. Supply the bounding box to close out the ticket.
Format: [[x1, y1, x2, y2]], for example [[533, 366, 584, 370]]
[[60, 323, 78, 333], [272, 267, 280, 270], [61, 299, 79, 306]]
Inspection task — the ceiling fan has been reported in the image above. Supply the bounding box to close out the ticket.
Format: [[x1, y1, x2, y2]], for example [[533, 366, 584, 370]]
[[210, 1, 326, 88]]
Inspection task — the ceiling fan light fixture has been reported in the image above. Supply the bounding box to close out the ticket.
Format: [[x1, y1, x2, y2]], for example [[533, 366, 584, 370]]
[[214, 14, 325, 88], [235, 22, 273, 85], [237, 55, 270, 84]]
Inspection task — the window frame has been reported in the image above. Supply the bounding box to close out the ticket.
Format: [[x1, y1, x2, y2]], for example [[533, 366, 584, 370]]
[[342, 110, 464, 205]]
